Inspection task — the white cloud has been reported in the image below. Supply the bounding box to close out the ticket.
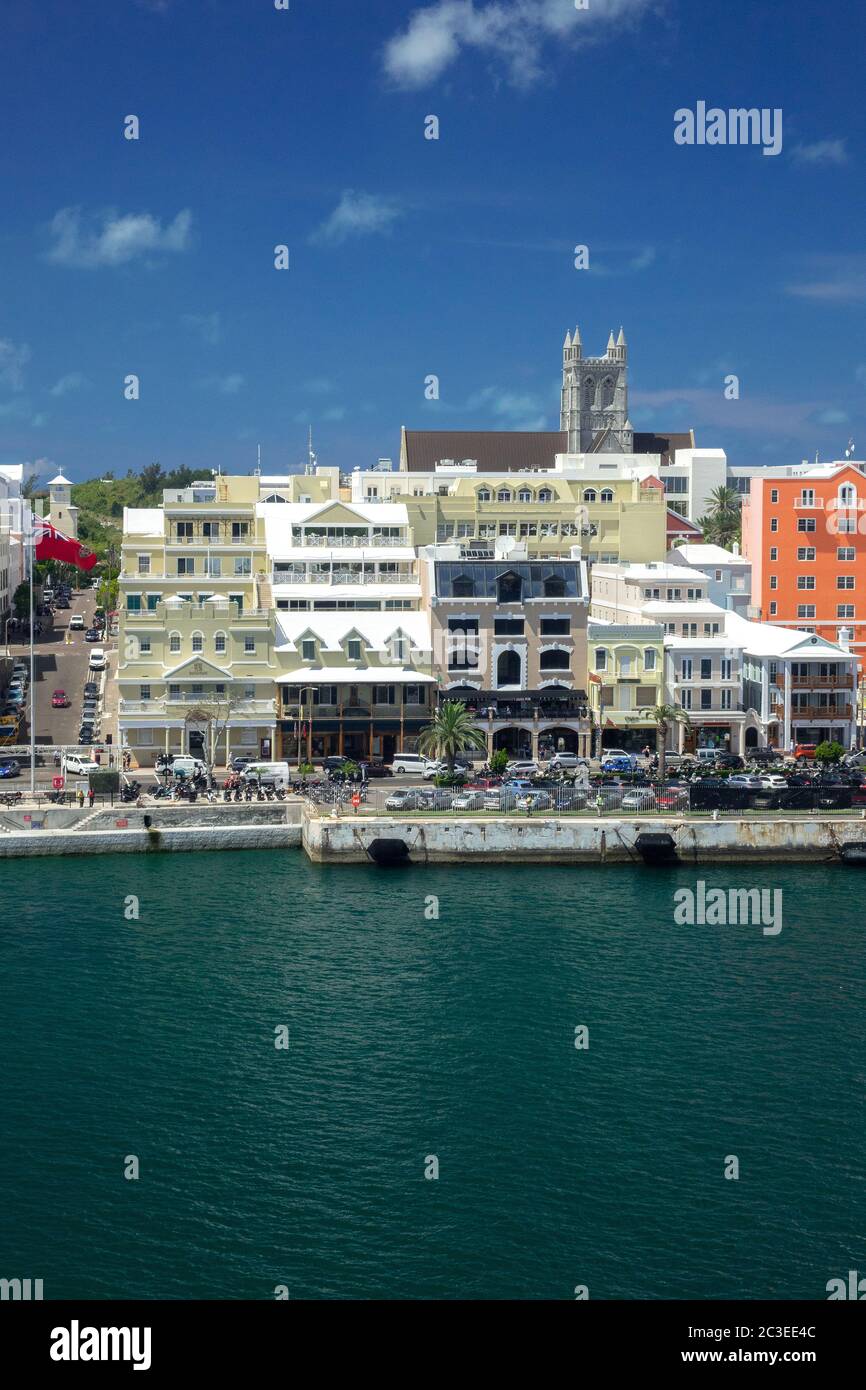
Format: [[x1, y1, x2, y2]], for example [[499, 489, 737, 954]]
[[786, 256, 866, 303], [791, 139, 848, 167], [46, 206, 193, 268], [310, 191, 405, 245], [49, 372, 89, 397], [181, 312, 221, 345], [814, 408, 849, 425], [467, 385, 548, 429], [383, 0, 660, 90], [0, 338, 31, 391], [197, 373, 245, 395]]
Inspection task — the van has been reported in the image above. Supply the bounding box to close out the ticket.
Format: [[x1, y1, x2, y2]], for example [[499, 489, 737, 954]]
[[695, 748, 720, 762], [88, 647, 107, 670], [241, 760, 292, 789], [389, 752, 434, 776], [69, 613, 85, 630], [169, 755, 206, 779], [62, 752, 100, 777]]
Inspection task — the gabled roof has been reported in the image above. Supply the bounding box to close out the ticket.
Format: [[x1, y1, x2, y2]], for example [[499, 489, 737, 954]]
[[161, 655, 233, 680]]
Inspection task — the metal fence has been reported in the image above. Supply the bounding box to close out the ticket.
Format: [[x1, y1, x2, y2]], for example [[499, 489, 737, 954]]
[[321, 781, 866, 817]]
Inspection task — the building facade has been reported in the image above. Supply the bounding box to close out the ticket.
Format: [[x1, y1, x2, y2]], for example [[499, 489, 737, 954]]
[[587, 622, 665, 753]]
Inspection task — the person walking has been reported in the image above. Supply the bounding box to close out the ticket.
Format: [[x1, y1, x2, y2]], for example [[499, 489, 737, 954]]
[[77, 788, 84, 808], [87, 788, 95, 808]]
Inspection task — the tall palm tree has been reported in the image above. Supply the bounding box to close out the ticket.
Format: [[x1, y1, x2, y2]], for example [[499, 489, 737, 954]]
[[418, 700, 487, 775], [698, 485, 742, 548], [652, 703, 692, 783]]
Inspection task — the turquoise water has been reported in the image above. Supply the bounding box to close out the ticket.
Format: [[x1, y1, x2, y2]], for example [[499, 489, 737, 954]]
[[0, 851, 863, 1300]]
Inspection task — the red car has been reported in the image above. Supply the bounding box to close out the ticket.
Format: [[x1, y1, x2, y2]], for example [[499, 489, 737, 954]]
[[794, 743, 818, 761], [51, 689, 70, 708]]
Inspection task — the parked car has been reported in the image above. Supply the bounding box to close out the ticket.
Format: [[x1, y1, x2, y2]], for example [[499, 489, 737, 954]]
[[230, 756, 255, 773], [713, 753, 744, 769], [83, 682, 99, 698], [0, 759, 21, 778], [169, 755, 207, 779], [450, 789, 487, 811], [416, 788, 456, 810], [601, 747, 634, 761], [69, 614, 85, 630], [749, 746, 782, 764], [5, 689, 26, 707], [601, 755, 635, 774], [547, 752, 590, 771], [621, 788, 657, 811], [384, 789, 426, 811], [389, 752, 435, 777], [728, 774, 765, 790], [51, 689, 70, 708], [505, 759, 541, 778], [88, 648, 107, 671], [656, 783, 689, 810], [759, 774, 788, 790], [357, 760, 393, 779], [794, 743, 818, 761], [63, 753, 100, 776], [515, 790, 552, 811]]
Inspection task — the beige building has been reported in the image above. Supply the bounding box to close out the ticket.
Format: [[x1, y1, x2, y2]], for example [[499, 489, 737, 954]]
[[587, 622, 666, 754], [117, 475, 278, 766]]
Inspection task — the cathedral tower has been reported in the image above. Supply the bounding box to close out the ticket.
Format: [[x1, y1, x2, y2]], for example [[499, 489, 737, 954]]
[[560, 326, 631, 454]]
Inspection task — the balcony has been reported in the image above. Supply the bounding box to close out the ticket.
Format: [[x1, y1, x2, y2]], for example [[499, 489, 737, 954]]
[[119, 698, 276, 717], [786, 704, 853, 720], [292, 533, 407, 548], [776, 674, 854, 690], [272, 569, 417, 586], [793, 498, 824, 509], [169, 533, 255, 545]]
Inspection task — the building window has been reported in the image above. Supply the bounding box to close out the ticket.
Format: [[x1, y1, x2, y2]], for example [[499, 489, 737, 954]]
[[494, 618, 524, 636], [169, 684, 180, 701], [540, 649, 570, 672], [681, 658, 692, 680], [498, 522, 517, 536], [126, 594, 142, 611], [643, 648, 656, 672], [837, 604, 855, 619], [797, 518, 816, 533], [540, 618, 570, 636], [137, 555, 150, 575], [147, 594, 159, 611], [839, 483, 857, 505], [404, 685, 424, 706], [680, 689, 692, 710], [448, 619, 479, 669], [770, 488, 779, 502], [191, 632, 203, 653], [837, 546, 856, 561], [517, 489, 532, 503], [797, 547, 816, 561], [700, 689, 712, 710], [214, 632, 226, 654], [721, 689, 732, 710], [390, 637, 407, 663], [838, 575, 856, 589], [797, 575, 816, 590], [169, 632, 181, 654], [176, 522, 193, 539], [496, 489, 512, 503], [700, 658, 712, 680], [838, 516, 857, 533], [477, 489, 491, 503], [229, 593, 244, 612], [301, 639, 316, 662], [770, 518, 778, 533], [140, 685, 151, 701], [243, 685, 255, 700], [770, 576, 778, 590], [769, 602, 777, 615], [234, 557, 251, 576], [244, 637, 256, 653], [594, 648, 607, 672], [537, 489, 553, 503], [139, 639, 151, 655], [177, 557, 195, 575], [797, 604, 816, 618], [582, 489, 597, 503], [347, 639, 362, 661], [599, 489, 614, 503], [374, 685, 396, 705]]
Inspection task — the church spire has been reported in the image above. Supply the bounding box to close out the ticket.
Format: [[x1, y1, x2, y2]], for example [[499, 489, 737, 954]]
[[606, 330, 616, 355]]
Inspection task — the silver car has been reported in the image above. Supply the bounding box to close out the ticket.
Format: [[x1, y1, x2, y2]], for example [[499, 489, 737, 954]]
[[450, 790, 486, 811], [515, 790, 553, 812], [385, 789, 425, 811]]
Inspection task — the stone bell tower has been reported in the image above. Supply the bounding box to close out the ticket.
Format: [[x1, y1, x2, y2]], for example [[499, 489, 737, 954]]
[[560, 326, 632, 454]]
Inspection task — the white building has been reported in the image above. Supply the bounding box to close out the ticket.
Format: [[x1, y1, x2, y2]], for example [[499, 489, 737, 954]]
[[667, 542, 752, 615]]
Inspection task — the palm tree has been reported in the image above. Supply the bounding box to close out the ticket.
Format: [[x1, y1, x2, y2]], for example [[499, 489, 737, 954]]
[[698, 485, 741, 548], [418, 700, 487, 776], [652, 703, 692, 783]]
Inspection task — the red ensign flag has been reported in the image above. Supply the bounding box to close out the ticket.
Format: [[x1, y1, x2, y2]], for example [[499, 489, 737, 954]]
[[34, 519, 98, 571]]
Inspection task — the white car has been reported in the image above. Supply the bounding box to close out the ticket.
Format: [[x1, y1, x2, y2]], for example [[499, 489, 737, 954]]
[[63, 753, 100, 777], [601, 748, 634, 761], [88, 647, 107, 671], [759, 774, 788, 790], [69, 614, 84, 630], [169, 755, 206, 779], [389, 752, 434, 777], [505, 759, 540, 778]]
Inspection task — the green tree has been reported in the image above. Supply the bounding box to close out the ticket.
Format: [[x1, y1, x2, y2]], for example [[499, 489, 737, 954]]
[[697, 485, 742, 549], [12, 582, 31, 619], [418, 700, 487, 774], [815, 740, 844, 765], [653, 703, 692, 783]]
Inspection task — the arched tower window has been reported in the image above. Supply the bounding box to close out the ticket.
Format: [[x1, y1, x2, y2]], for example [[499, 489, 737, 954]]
[[601, 376, 616, 408]]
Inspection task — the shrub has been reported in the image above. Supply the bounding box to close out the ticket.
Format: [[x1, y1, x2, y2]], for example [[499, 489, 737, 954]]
[[815, 740, 844, 765]]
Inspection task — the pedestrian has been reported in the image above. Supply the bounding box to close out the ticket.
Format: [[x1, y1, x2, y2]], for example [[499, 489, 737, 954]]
[[77, 788, 84, 808], [94, 748, 101, 765], [87, 788, 95, 808]]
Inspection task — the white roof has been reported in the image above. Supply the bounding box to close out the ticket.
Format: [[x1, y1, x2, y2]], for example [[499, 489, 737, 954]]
[[48, 471, 72, 486], [594, 562, 708, 583], [275, 609, 431, 653], [122, 507, 164, 537], [258, 500, 408, 554], [276, 667, 436, 685], [672, 544, 750, 566], [642, 599, 729, 615], [726, 612, 853, 659], [0, 463, 24, 483]]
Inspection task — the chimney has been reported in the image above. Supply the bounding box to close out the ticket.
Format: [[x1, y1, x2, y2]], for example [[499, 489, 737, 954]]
[[731, 540, 740, 557]]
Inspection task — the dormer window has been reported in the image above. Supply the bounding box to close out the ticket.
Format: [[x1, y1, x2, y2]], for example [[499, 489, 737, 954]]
[[517, 489, 532, 503], [538, 489, 553, 503], [301, 639, 316, 662], [600, 489, 614, 503], [497, 489, 512, 503], [477, 488, 491, 502], [583, 489, 597, 503], [347, 639, 363, 661]]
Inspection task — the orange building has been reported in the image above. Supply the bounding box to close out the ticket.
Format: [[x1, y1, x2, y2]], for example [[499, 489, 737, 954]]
[[742, 463, 866, 669]]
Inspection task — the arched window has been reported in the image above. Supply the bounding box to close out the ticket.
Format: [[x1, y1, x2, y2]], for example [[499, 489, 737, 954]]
[[601, 376, 615, 408], [839, 483, 856, 505], [583, 376, 595, 408], [169, 632, 181, 655], [600, 488, 614, 503], [214, 631, 227, 655], [452, 573, 475, 598], [497, 570, 522, 603], [497, 649, 521, 685], [583, 489, 597, 503], [543, 574, 566, 598], [191, 631, 204, 654], [537, 488, 553, 503], [497, 488, 512, 503], [477, 488, 491, 503], [517, 488, 532, 503], [540, 649, 570, 671]]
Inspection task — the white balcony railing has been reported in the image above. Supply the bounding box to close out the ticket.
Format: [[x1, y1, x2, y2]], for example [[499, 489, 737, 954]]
[[271, 570, 417, 586], [292, 533, 407, 548], [119, 698, 276, 716]]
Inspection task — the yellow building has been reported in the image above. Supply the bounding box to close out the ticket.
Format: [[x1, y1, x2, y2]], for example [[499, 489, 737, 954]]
[[118, 475, 279, 766], [587, 622, 665, 754]]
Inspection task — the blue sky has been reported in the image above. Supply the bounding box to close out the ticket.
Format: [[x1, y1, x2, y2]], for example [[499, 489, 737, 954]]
[[1, 0, 864, 483]]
